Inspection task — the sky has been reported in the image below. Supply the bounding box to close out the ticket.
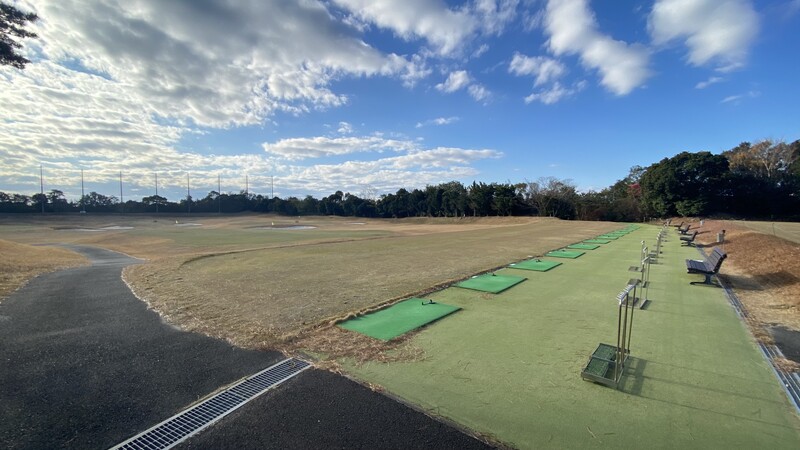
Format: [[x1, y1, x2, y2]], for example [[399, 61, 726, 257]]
[[1, 0, 799, 202]]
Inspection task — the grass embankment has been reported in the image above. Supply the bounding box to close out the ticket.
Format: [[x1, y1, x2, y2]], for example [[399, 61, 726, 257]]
[[0, 239, 88, 300], [341, 225, 800, 449], [125, 218, 618, 348]]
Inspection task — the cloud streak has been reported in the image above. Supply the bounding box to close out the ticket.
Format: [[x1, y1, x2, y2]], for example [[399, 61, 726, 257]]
[[544, 0, 651, 95]]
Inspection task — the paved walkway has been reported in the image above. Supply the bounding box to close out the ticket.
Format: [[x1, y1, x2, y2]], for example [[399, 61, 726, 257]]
[[0, 246, 490, 449]]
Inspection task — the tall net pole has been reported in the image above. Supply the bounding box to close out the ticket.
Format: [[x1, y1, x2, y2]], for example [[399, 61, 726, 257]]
[[39, 164, 44, 213], [155, 172, 159, 213], [187, 173, 191, 214], [218, 174, 221, 213], [80, 169, 86, 213], [119, 171, 124, 214]]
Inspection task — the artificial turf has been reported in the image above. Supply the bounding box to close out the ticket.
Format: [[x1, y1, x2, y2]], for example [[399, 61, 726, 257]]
[[344, 225, 800, 449], [567, 243, 600, 250], [508, 259, 562, 272], [338, 298, 461, 341], [545, 249, 585, 259], [454, 274, 526, 293], [583, 239, 611, 244], [596, 234, 620, 240]]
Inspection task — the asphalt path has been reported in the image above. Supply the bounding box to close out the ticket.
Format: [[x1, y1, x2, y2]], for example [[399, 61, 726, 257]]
[[0, 246, 492, 449]]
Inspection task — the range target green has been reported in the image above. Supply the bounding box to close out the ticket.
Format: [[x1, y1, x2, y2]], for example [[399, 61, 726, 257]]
[[338, 298, 461, 341], [455, 274, 526, 293], [546, 249, 585, 259], [567, 243, 600, 250], [583, 239, 611, 244], [509, 259, 562, 272]]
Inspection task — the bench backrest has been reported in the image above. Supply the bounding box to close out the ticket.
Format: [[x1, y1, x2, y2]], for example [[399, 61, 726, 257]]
[[706, 248, 727, 273]]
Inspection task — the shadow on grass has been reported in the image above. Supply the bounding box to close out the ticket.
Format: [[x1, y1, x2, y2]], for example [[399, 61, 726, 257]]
[[616, 358, 797, 431]]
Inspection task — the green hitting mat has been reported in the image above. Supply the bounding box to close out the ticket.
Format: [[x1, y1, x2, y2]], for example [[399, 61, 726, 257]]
[[546, 249, 585, 259], [338, 298, 461, 341], [596, 235, 619, 240], [509, 259, 562, 272], [455, 274, 526, 293], [567, 243, 600, 250], [583, 239, 610, 244]]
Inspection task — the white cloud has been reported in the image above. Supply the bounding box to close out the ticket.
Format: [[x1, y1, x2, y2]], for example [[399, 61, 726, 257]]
[[474, 0, 520, 35], [331, 0, 478, 55], [468, 84, 491, 102], [22, 0, 425, 129], [721, 90, 760, 104], [436, 70, 472, 92], [523, 80, 586, 104], [649, 0, 759, 69], [509, 53, 567, 86], [277, 145, 503, 195], [262, 136, 418, 161], [544, 0, 651, 95], [695, 76, 724, 89], [472, 43, 490, 58], [337, 122, 355, 134], [415, 117, 460, 128]]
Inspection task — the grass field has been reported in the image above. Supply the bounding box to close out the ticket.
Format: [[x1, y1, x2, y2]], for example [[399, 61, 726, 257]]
[[0, 214, 617, 347], [733, 220, 800, 245], [2, 214, 799, 448], [342, 226, 800, 448]]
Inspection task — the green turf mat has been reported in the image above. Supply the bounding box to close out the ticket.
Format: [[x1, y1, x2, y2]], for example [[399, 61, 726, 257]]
[[596, 235, 619, 240], [567, 243, 600, 250], [546, 249, 585, 259], [455, 274, 526, 293], [583, 239, 610, 244], [338, 298, 461, 341], [509, 259, 562, 272]]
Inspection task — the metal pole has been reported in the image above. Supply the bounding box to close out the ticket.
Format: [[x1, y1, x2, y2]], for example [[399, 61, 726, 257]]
[[80, 169, 85, 213], [119, 171, 124, 214], [271, 175, 274, 199], [40, 164, 44, 213], [155, 172, 159, 213], [218, 174, 221, 213], [187, 173, 191, 214], [245, 175, 248, 196]]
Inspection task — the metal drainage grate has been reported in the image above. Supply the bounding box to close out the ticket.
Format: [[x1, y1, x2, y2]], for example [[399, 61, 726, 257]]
[[111, 358, 310, 450], [758, 343, 800, 414]]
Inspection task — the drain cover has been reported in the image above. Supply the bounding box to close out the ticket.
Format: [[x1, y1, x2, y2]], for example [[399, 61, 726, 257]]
[[111, 358, 310, 450]]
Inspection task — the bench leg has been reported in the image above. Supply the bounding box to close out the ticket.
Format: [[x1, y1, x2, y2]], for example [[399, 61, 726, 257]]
[[690, 273, 719, 286]]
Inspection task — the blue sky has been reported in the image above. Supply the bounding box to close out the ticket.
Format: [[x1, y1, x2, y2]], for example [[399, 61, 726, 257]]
[[1, 0, 799, 201]]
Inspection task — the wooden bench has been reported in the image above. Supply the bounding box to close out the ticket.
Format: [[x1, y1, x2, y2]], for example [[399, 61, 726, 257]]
[[686, 247, 727, 286], [680, 230, 698, 247]]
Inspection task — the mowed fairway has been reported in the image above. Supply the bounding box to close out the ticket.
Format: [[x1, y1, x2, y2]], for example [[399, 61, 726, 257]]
[[125, 217, 618, 347]]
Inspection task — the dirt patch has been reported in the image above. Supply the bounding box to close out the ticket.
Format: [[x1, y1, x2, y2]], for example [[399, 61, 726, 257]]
[[693, 220, 800, 360], [0, 239, 89, 301]]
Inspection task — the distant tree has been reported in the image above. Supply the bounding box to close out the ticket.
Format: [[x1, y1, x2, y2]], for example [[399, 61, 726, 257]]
[[1, 2, 39, 69], [47, 189, 69, 212], [523, 177, 577, 218], [639, 151, 729, 217]]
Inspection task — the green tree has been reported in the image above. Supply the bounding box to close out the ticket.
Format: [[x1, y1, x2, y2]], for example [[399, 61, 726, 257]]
[[1, 2, 38, 69], [639, 151, 729, 217]]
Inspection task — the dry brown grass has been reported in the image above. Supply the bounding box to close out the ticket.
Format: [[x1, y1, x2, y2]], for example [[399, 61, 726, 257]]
[[0, 239, 89, 300], [124, 217, 618, 350], [692, 220, 800, 335]]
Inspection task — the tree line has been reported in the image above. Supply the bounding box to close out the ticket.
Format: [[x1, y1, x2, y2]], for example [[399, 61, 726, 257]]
[[2, 139, 798, 221]]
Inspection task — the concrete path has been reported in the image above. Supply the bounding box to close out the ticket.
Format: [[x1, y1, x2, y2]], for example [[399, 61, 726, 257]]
[[0, 246, 492, 449]]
